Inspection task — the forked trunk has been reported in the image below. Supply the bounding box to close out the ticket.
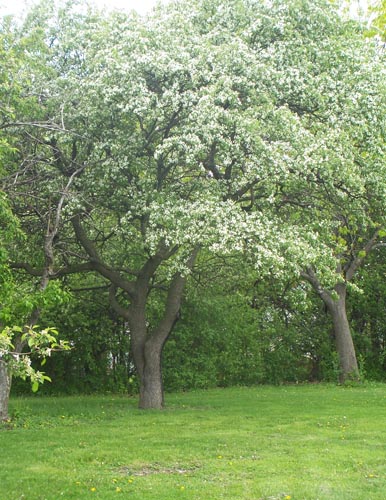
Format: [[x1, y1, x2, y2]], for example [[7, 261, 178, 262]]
[[110, 248, 199, 410], [327, 284, 359, 383], [0, 359, 11, 421]]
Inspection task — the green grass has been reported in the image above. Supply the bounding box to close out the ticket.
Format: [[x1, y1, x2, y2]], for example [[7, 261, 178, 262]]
[[1, 384, 386, 500]]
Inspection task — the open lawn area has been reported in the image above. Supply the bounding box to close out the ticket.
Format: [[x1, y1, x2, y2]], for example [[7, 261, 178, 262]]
[[1, 384, 386, 500]]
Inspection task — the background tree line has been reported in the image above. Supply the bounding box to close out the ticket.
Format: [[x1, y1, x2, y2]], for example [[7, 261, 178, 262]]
[[1, 0, 385, 409]]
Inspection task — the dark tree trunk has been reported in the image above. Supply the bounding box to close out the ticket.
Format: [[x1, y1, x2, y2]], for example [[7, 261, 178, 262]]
[[301, 233, 381, 383], [129, 278, 185, 409], [73, 216, 199, 410], [302, 269, 360, 384], [327, 283, 359, 383], [128, 250, 199, 409], [0, 359, 11, 421], [138, 339, 165, 409]]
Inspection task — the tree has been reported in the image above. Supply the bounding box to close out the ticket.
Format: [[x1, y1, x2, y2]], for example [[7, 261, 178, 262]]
[[277, 9, 386, 381], [211, 0, 386, 382], [0, 325, 69, 421], [0, 178, 70, 420], [3, 0, 385, 405], [5, 0, 297, 408], [0, 11, 73, 419]]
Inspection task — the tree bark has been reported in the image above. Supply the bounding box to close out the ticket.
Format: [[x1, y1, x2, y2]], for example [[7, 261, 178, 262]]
[[128, 250, 199, 409], [138, 338, 165, 409], [326, 283, 359, 383], [72, 215, 200, 409], [0, 359, 11, 421], [129, 277, 188, 409], [302, 268, 359, 383]]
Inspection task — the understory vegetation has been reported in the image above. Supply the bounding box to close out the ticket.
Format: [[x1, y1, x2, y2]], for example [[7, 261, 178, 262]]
[[11, 269, 386, 396]]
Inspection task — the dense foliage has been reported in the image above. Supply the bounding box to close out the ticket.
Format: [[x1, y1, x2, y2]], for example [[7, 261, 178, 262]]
[[1, 0, 385, 403]]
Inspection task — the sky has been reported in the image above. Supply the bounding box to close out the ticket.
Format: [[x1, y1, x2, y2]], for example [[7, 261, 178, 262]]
[[0, 0, 168, 17], [0, 0, 375, 23]]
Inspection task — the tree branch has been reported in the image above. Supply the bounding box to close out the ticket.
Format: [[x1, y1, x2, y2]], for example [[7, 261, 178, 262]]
[[71, 215, 136, 297], [151, 246, 200, 345], [300, 267, 334, 308], [345, 229, 380, 281], [10, 262, 43, 276], [109, 285, 130, 320], [70, 285, 110, 293], [10, 261, 98, 277], [0, 121, 84, 138]]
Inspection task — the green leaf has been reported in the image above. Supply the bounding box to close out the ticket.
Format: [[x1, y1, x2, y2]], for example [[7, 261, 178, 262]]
[[31, 381, 39, 393]]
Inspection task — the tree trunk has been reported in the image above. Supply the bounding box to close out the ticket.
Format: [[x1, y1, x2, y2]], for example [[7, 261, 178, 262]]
[[130, 324, 165, 410], [0, 359, 11, 421], [127, 249, 199, 409], [138, 339, 164, 409], [302, 269, 360, 384], [78, 203, 200, 410], [327, 284, 359, 383]]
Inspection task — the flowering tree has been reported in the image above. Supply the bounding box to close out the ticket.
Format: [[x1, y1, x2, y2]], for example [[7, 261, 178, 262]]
[[260, 1, 386, 380], [4, 1, 300, 408], [3, 0, 385, 406], [261, 3, 386, 381]]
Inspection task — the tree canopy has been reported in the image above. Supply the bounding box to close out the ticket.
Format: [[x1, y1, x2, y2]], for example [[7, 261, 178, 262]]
[[1, 0, 385, 407]]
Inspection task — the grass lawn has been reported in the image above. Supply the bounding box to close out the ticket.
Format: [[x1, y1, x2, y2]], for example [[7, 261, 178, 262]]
[[1, 384, 386, 500]]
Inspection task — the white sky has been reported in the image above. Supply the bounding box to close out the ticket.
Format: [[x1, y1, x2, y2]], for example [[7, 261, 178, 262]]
[[0, 0, 168, 18], [0, 0, 375, 24]]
